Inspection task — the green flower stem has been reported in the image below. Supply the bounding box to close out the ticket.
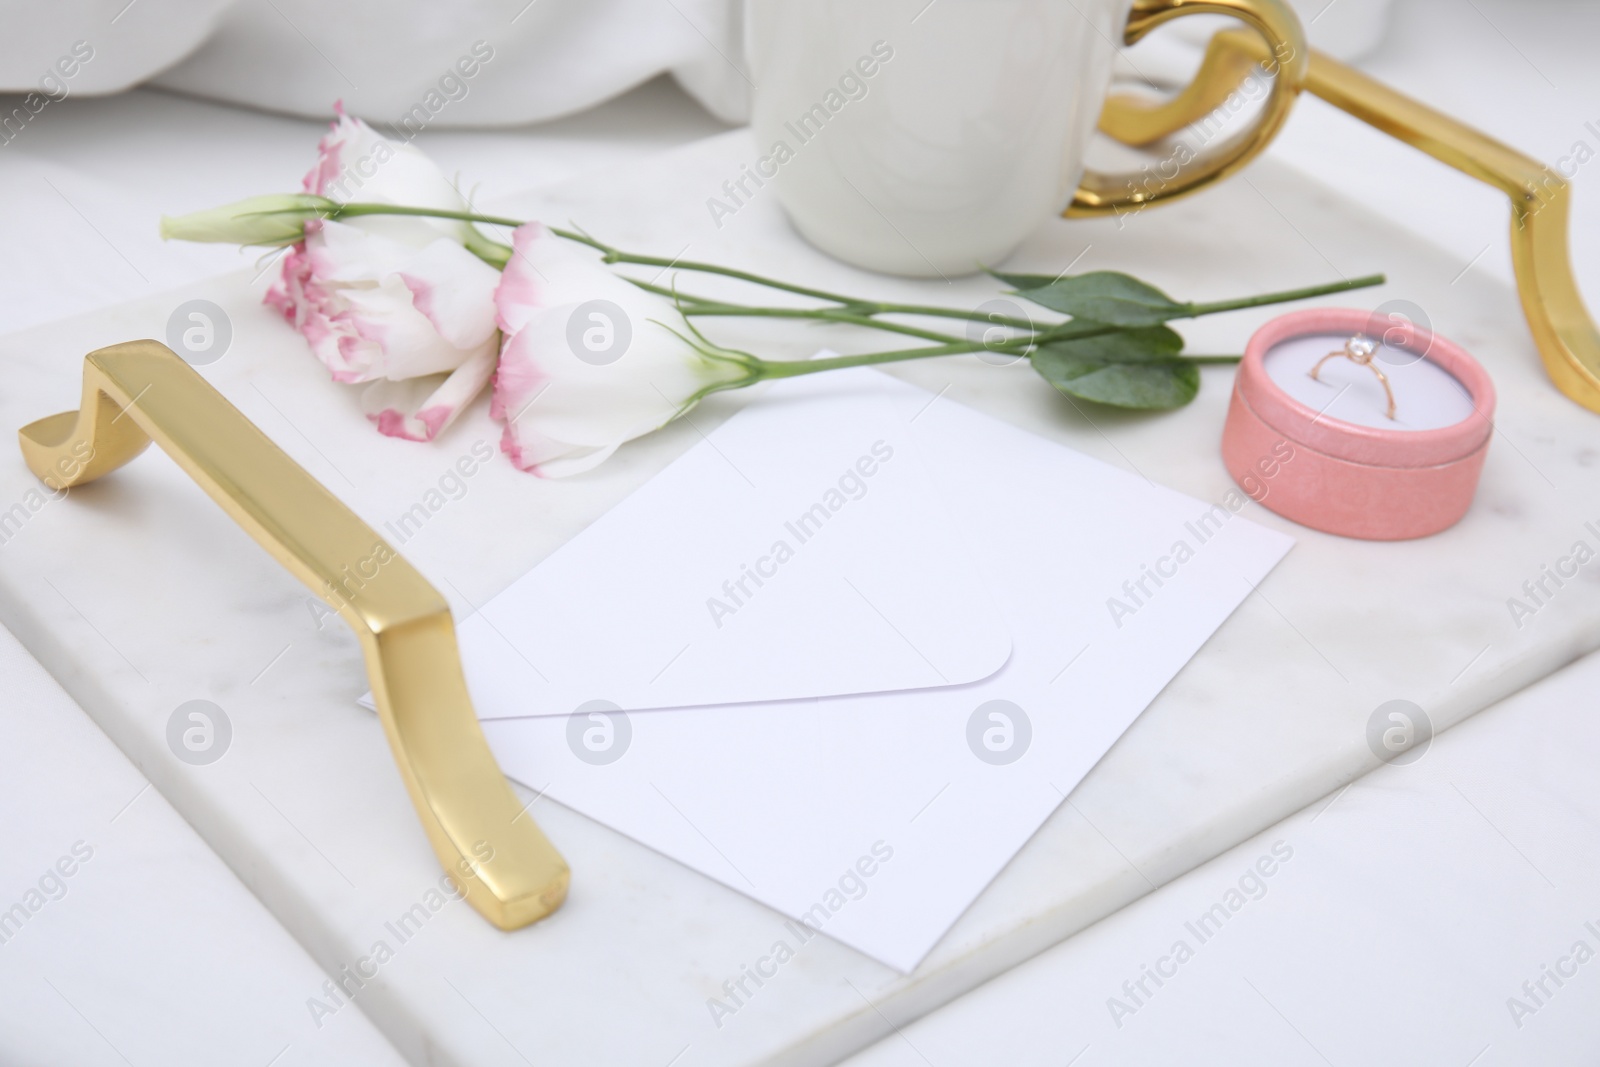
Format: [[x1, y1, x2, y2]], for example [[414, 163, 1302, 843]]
[[636, 287, 984, 350], [329, 203, 1382, 336], [324, 203, 863, 306], [329, 204, 1060, 329], [622, 279, 972, 345], [752, 341, 1014, 379], [662, 293, 1115, 349], [335, 203, 525, 228], [555, 229, 866, 307], [856, 303, 1040, 330], [1187, 275, 1386, 316], [746, 341, 1240, 381], [621, 279, 720, 305], [688, 304, 968, 345]]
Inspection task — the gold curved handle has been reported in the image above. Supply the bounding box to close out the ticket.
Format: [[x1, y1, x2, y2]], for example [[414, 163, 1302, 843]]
[[1067, 0, 1307, 218], [1098, 29, 1600, 414], [19, 340, 569, 929]]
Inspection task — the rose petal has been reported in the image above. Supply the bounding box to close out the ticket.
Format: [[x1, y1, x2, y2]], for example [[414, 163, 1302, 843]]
[[494, 222, 659, 334], [267, 225, 500, 385], [362, 341, 498, 442], [499, 422, 619, 478], [395, 239, 502, 351], [305, 111, 473, 248]]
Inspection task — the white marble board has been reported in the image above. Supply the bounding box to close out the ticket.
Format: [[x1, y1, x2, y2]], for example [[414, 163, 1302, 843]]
[[0, 130, 1596, 1066]]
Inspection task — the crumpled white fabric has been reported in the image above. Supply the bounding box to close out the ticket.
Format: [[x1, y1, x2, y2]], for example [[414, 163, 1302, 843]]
[[1, 0, 1393, 130], [0, 0, 236, 96], [2, 0, 750, 124]]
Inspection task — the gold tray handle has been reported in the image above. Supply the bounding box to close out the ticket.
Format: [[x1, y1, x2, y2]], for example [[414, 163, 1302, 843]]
[[20, 340, 569, 930], [1069, 0, 1309, 219], [1097, 28, 1600, 415]]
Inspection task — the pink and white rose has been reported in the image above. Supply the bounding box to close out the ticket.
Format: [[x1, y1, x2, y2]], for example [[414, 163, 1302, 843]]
[[490, 223, 756, 477], [264, 108, 501, 442]]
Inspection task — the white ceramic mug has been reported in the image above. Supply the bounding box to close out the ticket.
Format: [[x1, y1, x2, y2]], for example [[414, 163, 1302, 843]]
[[746, 0, 1306, 277]]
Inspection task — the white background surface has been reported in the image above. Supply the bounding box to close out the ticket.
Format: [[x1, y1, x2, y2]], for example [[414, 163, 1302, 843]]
[[842, 646, 1600, 1067], [1, 0, 1597, 1061], [0, 627, 409, 1066]]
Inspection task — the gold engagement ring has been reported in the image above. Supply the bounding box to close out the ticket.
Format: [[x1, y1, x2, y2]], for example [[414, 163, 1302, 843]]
[[1309, 335, 1397, 420]]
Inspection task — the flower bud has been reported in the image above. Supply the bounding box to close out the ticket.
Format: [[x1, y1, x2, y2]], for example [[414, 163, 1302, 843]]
[[160, 193, 336, 247]]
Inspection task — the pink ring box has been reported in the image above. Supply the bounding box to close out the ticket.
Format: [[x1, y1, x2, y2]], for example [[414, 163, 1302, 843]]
[[1221, 307, 1496, 541]]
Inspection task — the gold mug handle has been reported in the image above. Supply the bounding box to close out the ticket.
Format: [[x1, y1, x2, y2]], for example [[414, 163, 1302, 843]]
[[1094, 27, 1600, 414], [1067, 0, 1307, 219]]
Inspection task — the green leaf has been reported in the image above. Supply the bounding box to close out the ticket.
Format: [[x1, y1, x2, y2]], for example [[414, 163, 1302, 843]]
[[1036, 325, 1183, 364], [988, 270, 1058, 290], [1030, 326, 1200, 410], [997, 271, 1190, 327]]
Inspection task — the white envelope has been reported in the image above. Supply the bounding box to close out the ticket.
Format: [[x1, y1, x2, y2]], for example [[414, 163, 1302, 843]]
[[457, 380, 1012, 715], [477, 369, 1295, 971]]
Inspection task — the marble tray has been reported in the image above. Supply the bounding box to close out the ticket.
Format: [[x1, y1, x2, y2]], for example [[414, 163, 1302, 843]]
[[0, 628, 407, 1067], [1, 130, 1596, 1067]]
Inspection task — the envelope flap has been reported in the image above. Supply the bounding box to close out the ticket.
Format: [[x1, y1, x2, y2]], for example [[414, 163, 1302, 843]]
[[464, 373, 1013, 717]]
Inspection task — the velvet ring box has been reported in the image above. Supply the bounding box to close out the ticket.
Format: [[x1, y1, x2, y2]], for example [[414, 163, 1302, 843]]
[[1221, 307, 1497, 541]]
